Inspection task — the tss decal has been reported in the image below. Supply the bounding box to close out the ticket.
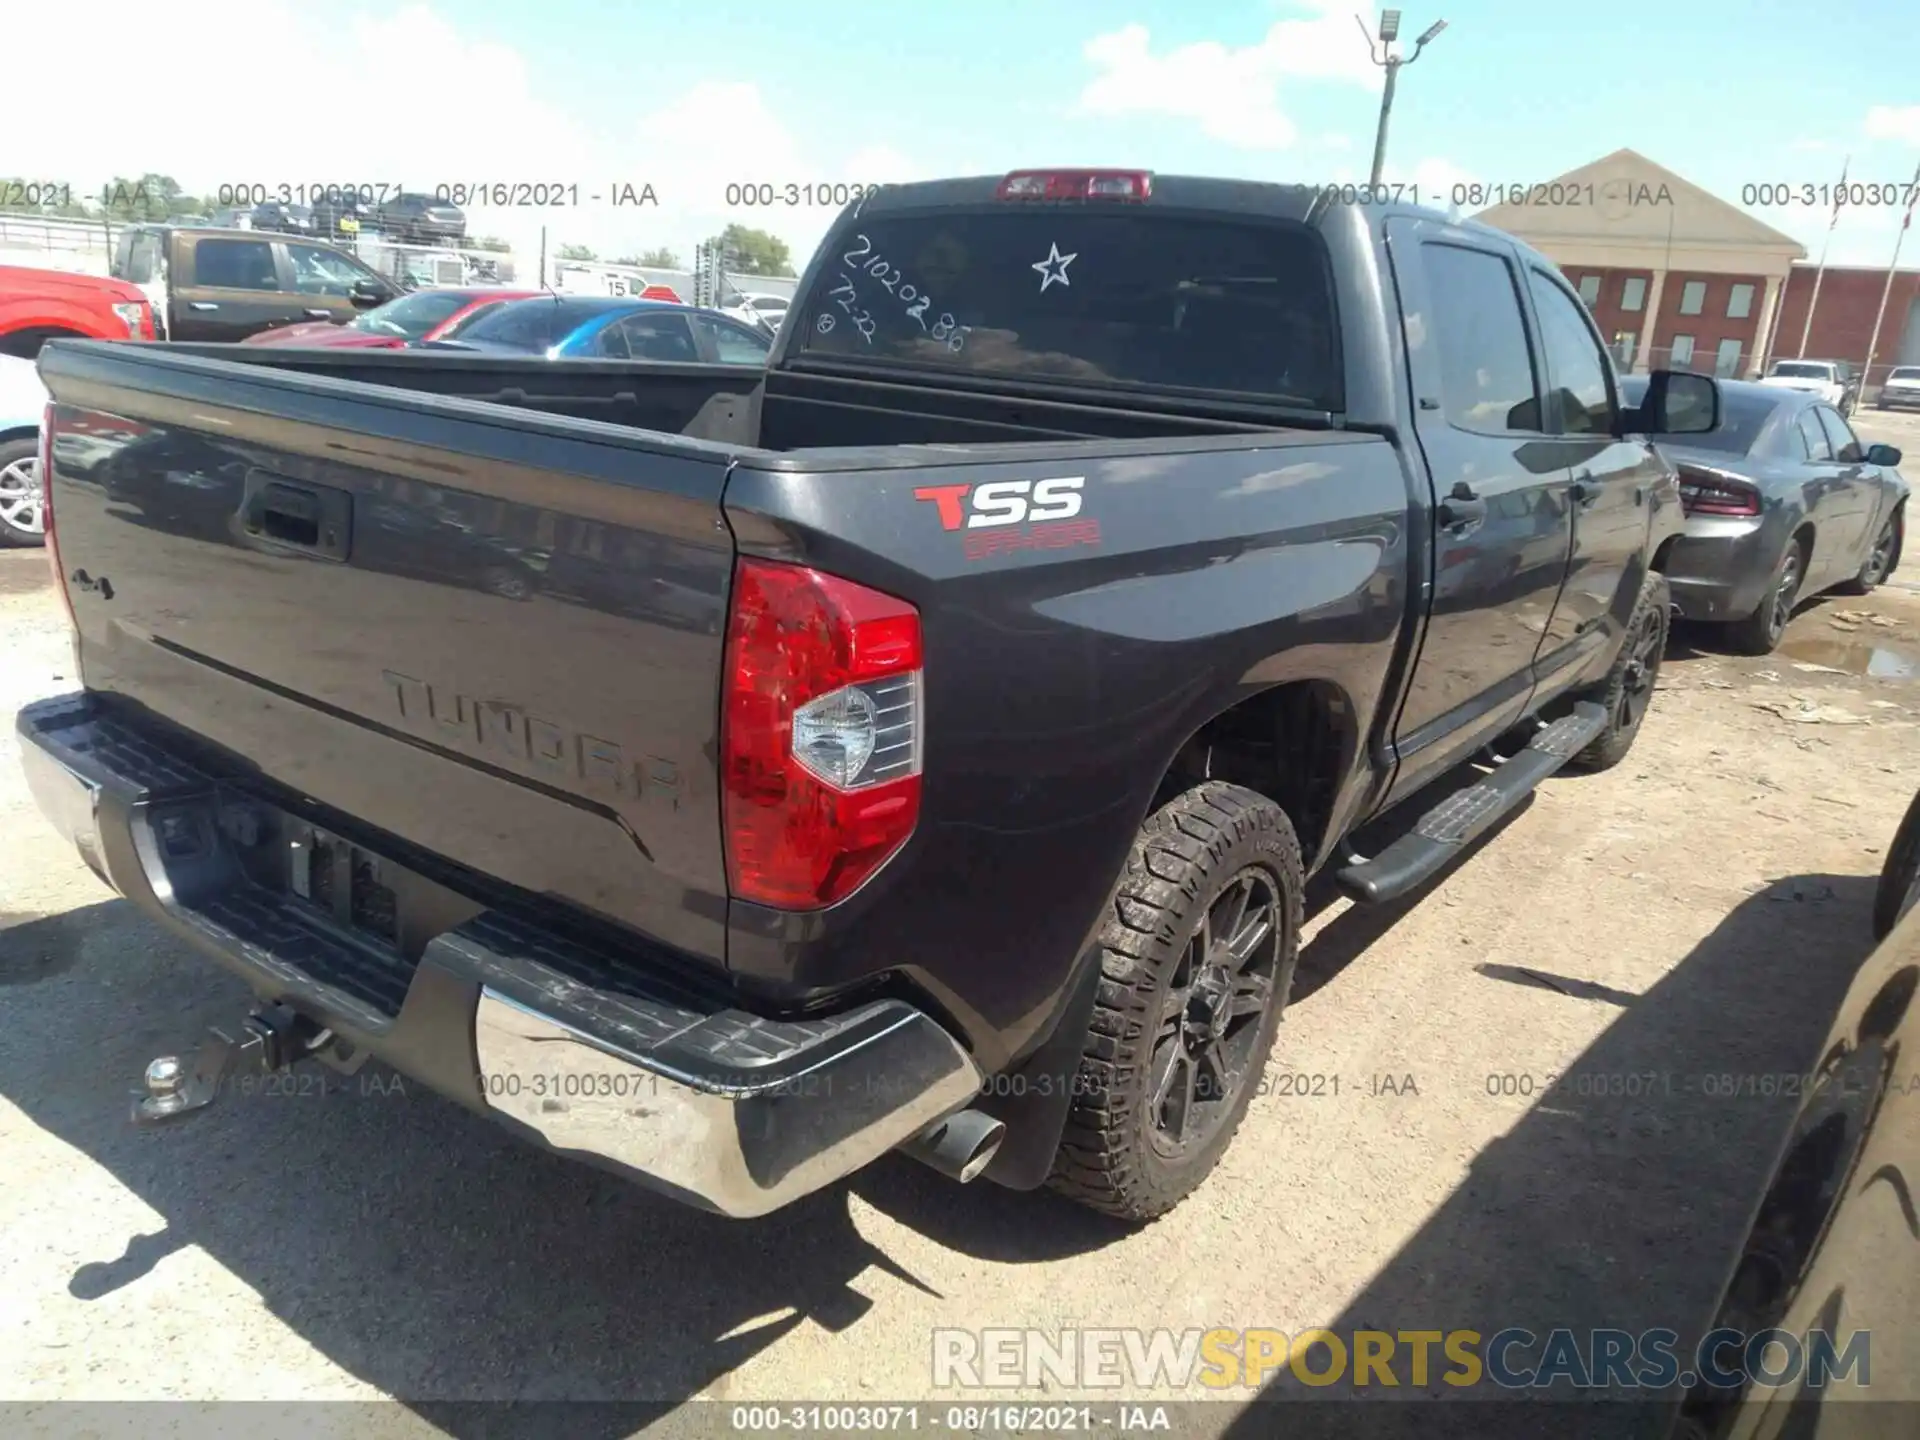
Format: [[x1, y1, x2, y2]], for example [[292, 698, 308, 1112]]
[[912, 477, 1101, 561], [913, 477, 1085, 530]]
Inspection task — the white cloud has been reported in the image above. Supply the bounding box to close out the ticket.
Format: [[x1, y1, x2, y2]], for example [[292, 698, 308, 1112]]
[[1864, 105, 1920, 146], [1077, 5, 1383, 151], [2, 0, 909, 275]]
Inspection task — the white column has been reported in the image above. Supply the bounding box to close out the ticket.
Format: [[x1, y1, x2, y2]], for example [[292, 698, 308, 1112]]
[[1750, 274, 1785, 378], [1632, 268, 1668, 373]]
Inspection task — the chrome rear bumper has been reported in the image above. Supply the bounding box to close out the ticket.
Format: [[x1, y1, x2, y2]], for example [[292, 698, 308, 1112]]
[[20, 693, 982, 1218]]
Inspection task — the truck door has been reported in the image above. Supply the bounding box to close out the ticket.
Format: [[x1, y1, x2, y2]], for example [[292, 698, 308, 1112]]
[[168, 234, 307, 342], [1382, 218, 1575, 800], [1518, 263, 1668, 670]]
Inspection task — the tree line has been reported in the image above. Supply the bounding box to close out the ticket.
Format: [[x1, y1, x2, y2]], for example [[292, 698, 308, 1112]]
[[2, 175, 793, 275]]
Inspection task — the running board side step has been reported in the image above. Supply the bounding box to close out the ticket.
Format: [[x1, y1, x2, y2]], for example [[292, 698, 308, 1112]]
[[1335, 702, 1608, 905]]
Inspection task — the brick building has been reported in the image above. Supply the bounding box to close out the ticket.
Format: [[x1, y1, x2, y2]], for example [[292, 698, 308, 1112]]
[[1475, 149, 1920, 390]]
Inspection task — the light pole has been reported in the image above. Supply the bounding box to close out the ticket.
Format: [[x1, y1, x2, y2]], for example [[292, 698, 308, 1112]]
[[1358, 12, 1448, 188]]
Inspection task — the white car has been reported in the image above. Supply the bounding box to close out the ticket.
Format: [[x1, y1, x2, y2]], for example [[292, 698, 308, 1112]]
[[1875, 364, 1920, 412], [0, 354, 48, 546], [724, 292, 790, 334], [1760, 359, 1858, 416]]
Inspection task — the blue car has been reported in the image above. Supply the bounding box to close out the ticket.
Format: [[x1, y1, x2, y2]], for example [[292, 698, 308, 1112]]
[[426, 295, 773, 364]]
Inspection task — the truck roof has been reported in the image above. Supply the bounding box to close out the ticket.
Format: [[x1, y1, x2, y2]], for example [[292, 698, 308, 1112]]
[[854, 171, 1507, 235]]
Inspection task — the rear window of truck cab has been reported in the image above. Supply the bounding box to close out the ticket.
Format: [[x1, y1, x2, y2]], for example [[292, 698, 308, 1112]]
[[796, 209, 1342, 410]]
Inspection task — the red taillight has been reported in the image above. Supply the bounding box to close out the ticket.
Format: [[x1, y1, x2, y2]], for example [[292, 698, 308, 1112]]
[[997, 169, 1152, 202], [721, 558, 924, 910], [1675, 464, 1761, 517]]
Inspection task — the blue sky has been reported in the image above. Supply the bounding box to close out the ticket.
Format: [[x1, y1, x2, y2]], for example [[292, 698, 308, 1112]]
[[14, 0, 1920, 269]]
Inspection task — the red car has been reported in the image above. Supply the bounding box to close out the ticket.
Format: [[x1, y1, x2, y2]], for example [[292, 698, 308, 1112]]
[[0, 265, 157, 358], [242, 288, 540, 349]]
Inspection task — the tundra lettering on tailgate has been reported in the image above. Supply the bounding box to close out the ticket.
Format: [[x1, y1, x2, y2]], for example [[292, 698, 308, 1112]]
[[382, 671, 681, 808], [913, 477, 1102, 561]]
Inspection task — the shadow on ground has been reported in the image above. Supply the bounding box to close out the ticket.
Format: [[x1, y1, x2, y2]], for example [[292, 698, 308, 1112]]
[[1217, 871, 1879, 1440], [0, 899, 954, 1438], [0, 757, 1547, 1438], [0, 807, 1859, 1440]]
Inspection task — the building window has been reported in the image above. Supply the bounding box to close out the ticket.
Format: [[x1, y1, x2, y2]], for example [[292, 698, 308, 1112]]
[[1621, 276, 1647, 312], [1577, 274, 1601, 305], [1670, 334, 1695, 368], [1727, 283, 1754, 320], [1714, 338, 1743, 377], [1680, 280, 1707, 316], [1613, 331, 1638, 366]]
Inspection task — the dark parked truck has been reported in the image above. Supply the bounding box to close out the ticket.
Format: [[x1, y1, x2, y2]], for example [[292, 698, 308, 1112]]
[[23, 170, 1718, 1221]]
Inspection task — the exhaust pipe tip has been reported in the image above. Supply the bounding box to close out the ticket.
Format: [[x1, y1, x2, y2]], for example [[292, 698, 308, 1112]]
[[898, 1108, 1005, 1184]]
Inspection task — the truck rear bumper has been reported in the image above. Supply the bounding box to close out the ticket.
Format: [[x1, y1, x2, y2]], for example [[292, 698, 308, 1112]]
[[19, 693, 982, 1218]]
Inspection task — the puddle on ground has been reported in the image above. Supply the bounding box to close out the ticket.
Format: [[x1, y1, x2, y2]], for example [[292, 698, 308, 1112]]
[[1776, 633, 1920, 679]]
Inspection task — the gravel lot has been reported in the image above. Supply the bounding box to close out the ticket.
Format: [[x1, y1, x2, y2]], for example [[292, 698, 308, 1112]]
[[6, 409, 1920, 1436]]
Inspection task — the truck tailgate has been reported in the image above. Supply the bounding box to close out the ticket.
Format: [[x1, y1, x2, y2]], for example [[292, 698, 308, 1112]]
[[37, 340, 737, 970]]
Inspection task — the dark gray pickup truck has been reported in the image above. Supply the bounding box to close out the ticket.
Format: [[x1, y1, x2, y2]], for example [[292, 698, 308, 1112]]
[[22, 169, 1719, 1221]]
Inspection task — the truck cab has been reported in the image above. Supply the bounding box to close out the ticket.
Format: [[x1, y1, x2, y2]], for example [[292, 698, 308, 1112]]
[[111, 225, 400, 343]]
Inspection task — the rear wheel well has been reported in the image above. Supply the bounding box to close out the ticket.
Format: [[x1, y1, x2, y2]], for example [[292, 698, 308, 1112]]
[[1650, 533, 1679, 574], [1791, 522, 1815, 566], [0, 326, 86, 361], [1152, 681, 1355, 866]]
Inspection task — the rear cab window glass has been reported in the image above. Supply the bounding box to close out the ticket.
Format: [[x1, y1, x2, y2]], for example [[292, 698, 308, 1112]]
[[796, 210, 1342, 409]]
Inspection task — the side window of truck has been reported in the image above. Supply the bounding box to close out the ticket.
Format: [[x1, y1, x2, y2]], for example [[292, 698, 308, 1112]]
[[1524, 270, 1616, 435], [1420, 243, 1543, 435], [193, 238, 279, 292]]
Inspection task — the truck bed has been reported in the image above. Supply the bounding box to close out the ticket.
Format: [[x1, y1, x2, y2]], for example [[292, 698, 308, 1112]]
[[37, 338, 1412, 1071], [154, 342, 1287, 448]]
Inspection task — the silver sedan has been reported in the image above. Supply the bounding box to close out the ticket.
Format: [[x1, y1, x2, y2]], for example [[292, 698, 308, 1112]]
[[1623, 376, 1908, 654], [0, 354, 48, 547]]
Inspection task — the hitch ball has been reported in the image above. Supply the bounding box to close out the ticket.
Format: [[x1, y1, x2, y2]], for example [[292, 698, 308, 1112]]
[[145, 1056, 185, 1097]]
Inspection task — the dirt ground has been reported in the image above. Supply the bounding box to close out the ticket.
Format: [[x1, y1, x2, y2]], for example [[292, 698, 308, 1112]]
[[4, 409, 1920, 1437]]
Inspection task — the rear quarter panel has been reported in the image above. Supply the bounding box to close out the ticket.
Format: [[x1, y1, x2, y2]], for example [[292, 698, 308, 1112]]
[[722, 432, 1411, 1069]]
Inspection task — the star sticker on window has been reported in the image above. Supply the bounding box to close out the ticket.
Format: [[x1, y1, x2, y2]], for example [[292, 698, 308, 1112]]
[[1032, 242, 1077, 293]]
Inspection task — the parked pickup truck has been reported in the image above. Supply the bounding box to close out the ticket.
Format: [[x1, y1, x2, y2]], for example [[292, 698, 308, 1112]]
[[23, 169, 1718, 1221], [0, 265, 157, 360], [108, 224, 401, 343]]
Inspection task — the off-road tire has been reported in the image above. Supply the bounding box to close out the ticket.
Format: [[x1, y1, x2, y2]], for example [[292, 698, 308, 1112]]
[[1045, 782, 1303, 1222], [1873, 787, 1920, 942], [1727, 539, 1806, 656], [1566, 571, 1670, 773]]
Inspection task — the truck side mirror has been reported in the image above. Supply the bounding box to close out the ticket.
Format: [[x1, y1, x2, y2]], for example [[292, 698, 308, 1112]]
[[1627, 369, 1720, 435]]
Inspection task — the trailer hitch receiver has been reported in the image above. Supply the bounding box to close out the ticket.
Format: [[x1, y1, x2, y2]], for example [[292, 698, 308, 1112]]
[[131, 1002, 353, 1127]]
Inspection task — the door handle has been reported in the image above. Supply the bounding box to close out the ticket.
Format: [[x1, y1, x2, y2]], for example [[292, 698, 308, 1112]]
[[303, 308, 331, 319], [238, 472, 351, 562], [1569, 475, 1600, 507], [188, 301, 219, 312], [1436, 481, 1487, 529]]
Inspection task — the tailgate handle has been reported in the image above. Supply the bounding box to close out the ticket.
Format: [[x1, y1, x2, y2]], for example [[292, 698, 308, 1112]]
[[239, 472, 352, 562]]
